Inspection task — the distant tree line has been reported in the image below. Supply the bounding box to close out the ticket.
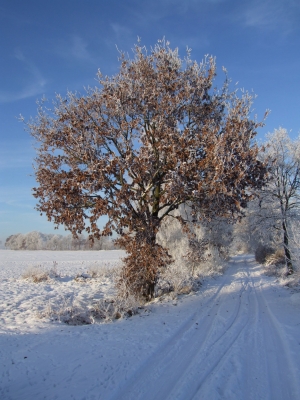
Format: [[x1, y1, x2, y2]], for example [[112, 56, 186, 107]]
[[5, 231, 116, 251]]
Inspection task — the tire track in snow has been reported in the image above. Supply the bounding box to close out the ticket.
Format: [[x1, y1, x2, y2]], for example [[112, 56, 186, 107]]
[[252, 266, 300, 400], [109, 259, 249, 400], [169, 257, 300, 400], [110, 255, 300, 400], [169, 263, 253, 400], [186, 258, 266, 400]]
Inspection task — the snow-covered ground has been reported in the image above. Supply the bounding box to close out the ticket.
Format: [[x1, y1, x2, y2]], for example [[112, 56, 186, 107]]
[[1, 251, 300, 399]]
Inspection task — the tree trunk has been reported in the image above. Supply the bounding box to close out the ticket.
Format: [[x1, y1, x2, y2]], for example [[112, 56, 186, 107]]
[[282, 221, 293, 275], [147, 281, 156, 299], [146, 233, 158, 300]]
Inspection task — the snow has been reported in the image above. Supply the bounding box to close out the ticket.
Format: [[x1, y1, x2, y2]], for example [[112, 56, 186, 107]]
[[1, 251, 300, 399]]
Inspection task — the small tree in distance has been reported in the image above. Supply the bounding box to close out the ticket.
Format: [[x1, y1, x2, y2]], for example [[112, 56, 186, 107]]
[[251, 128, 300, 274], [24, 39, 267, 299]]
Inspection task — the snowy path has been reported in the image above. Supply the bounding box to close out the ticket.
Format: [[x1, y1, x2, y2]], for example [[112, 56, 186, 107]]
[[111, 255, 300, 400], [1, 254, 300, 399]]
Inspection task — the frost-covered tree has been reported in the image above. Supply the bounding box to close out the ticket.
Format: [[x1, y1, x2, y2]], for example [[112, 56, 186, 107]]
[[244, 128, 300, 273], [5, 234, 23, 250], [24, 39, 267, 298], [5, 232, 60, 250], [157, 206, 234, 277]]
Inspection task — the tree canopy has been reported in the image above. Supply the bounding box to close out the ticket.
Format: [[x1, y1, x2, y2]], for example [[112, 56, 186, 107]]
[[25, 39, 267, 298]]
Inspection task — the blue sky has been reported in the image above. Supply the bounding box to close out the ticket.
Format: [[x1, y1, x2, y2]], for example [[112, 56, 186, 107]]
[[1, 0, 300, 245]]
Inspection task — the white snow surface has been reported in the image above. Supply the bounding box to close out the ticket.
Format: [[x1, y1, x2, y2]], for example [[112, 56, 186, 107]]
[[1, 251, 300, 400]]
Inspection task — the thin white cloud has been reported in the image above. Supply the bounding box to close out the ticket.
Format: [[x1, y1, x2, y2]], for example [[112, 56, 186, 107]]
[[244, 2, 283, 29], [131, 0, 225, 35], [69, 35, 92, 60], [0, 146, 35, 170], [111, 23, 132, 40], [0, 83, 45, 104], [240, 0, 300, 34], [133, 0, 225, 18], [176, 35, 210, 51], [0, 50, 46, 104], [0, 185, 34, 207], [103, 24, 134, 55], [56, 35, 94, 63]]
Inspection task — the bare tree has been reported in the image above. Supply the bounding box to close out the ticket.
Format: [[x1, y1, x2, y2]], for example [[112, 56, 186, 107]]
[[251, 128, 300, 274], [24, 39, 267, 298]]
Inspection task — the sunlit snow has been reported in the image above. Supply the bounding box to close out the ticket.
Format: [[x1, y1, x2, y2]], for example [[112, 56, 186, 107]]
[[1, 251, 300, 399]]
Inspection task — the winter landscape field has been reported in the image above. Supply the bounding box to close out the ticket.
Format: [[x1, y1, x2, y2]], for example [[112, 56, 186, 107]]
[[1, 249, 300, 400]]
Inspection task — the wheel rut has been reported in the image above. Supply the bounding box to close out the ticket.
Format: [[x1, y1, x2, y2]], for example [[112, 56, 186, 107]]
[[110, 259, 251, 400]]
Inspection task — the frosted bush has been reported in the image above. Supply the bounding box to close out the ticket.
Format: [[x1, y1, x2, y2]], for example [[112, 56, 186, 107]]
[[158, 262, 197, 296], [40, 290, 140, 325], [22, 263, 59, 283], [87, 262, 121, 280], [37, 262, 141, 325], [265, 248, 286, 267], [91, 295, 140, 322], [156, 207, 230, 281], [255, 244, 275, 265], [39, 296, 93, 325], [262, 245, 300, 285], [264, 249, 287, 278]]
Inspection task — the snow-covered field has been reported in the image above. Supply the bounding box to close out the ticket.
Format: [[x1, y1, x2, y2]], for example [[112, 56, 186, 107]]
[[0, 250, 126, 329], [1, 251, 300, 399]]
